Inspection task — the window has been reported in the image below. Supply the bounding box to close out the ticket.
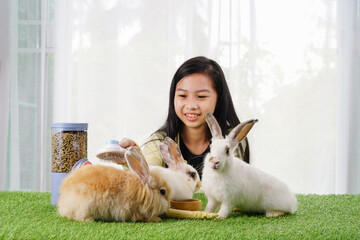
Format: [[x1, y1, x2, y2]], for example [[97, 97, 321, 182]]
[[7, 0, 54, 191]]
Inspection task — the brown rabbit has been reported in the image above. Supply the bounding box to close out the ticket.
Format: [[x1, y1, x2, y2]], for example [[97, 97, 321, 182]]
[[57, 146, 171, 222]]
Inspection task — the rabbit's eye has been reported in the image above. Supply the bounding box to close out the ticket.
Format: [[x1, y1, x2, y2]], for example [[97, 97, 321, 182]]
[[187, 171, 197, 180], [225, 147, 230, 156], [160, 188, 166, 196]]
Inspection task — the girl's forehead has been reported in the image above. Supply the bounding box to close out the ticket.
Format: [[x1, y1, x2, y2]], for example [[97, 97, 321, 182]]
[[176, 73, 215, 92]]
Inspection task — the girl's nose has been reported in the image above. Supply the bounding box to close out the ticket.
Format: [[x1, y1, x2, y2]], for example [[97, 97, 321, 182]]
[[185, 99, 199, 109]]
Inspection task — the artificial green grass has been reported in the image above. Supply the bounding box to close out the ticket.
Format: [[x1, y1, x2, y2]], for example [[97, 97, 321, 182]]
[[0, 192, 359, 240]]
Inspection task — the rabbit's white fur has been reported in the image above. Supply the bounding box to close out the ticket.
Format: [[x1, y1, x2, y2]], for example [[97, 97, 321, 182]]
[[150, 166, 199, 200], [151, 137, 201, 200], [202, 113, 297, 218]]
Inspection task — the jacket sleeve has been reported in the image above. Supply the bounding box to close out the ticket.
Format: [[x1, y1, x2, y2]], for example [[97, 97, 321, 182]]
[[141, 134, 166, 167]]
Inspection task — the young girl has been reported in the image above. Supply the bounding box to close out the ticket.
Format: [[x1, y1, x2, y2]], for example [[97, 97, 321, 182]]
[[119, 56, 249, 178]]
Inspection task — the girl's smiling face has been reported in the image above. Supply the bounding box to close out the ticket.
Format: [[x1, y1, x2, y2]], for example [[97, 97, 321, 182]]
[[174, 73, 218, 130]]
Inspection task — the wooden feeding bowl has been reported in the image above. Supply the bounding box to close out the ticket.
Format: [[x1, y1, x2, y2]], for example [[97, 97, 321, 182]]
[[170, 199, 202, 211]]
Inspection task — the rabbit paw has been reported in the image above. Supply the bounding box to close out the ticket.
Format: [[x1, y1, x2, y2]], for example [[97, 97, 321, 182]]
[[74, 216, 94, 222], [265, 211, 286, 218], [145, 216, 162, 222]]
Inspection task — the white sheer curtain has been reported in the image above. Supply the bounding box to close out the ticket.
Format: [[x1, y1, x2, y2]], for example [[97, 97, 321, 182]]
[[53, 0, 337, 194], [336, 0, 360, 194], [1, 0, 359, 194], [0, 0, 11, 190]]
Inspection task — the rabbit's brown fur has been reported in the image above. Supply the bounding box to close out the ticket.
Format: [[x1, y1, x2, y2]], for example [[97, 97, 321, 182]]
[[58, 164, 170, 222]]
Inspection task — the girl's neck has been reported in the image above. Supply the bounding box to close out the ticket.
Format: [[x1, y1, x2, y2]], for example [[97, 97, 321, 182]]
[[180, 126, 209, 155]]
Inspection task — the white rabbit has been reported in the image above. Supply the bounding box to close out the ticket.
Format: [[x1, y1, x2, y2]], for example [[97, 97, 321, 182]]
[[149, 137, 201, 201], [202, 113, 297, 218], [58, 146, 170, 222]]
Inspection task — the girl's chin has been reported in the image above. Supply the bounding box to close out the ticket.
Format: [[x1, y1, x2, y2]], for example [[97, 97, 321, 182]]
[[182, 120, 206, 129]]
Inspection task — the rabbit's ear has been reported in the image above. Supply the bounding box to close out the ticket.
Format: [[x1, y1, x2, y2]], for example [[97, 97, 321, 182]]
[[206, 113, 223, 139], [125, 146, 152, 185], [160, 137, 184, 170], [159, 143, 175, 168], [228, 119, 258, 145]]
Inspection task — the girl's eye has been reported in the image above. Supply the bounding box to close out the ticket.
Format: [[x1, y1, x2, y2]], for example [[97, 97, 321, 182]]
[[178, 94, 187, 98], [198, 95, 209, 99]]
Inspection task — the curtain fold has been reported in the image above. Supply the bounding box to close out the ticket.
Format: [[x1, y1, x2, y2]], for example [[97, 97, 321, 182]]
[[0, 0, 11, 189], [0, 60, 9, 190], [0, 0, 12, 190], [336, 0, 360, 194], [0, 8, 10, 190]]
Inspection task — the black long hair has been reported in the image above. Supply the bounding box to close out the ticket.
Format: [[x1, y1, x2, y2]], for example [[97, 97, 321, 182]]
[[157, 56, 250, 163]]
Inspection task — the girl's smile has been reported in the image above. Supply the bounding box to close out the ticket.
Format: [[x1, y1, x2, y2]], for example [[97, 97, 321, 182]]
[[185, 113, 201, 121]]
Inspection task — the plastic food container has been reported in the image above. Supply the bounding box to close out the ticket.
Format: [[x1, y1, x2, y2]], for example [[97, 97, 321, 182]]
[[50, 122, 88, 205]]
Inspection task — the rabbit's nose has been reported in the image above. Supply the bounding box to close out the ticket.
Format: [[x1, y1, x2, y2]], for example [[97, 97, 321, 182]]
[[209, 157, 219, 169], [209, 157, 217, 163], [196, 181, 201, 190], [212, 161, 220, 169]]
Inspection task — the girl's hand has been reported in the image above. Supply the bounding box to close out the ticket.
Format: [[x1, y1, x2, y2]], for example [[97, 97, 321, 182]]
[[116, 138, 139, 165], [118, 137, 137, 149]]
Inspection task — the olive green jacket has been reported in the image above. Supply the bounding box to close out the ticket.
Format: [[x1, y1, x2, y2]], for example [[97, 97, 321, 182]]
[[141, 131, 248, 167]]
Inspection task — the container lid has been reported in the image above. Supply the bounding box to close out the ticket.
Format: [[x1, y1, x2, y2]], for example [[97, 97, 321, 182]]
[[71, 158, 91, 171], [106, 140, 119, 145], [51, 123, 88, 131]]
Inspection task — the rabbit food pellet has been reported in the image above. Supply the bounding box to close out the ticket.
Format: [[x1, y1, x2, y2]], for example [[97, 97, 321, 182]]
[[51, 123, 88, 173]]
